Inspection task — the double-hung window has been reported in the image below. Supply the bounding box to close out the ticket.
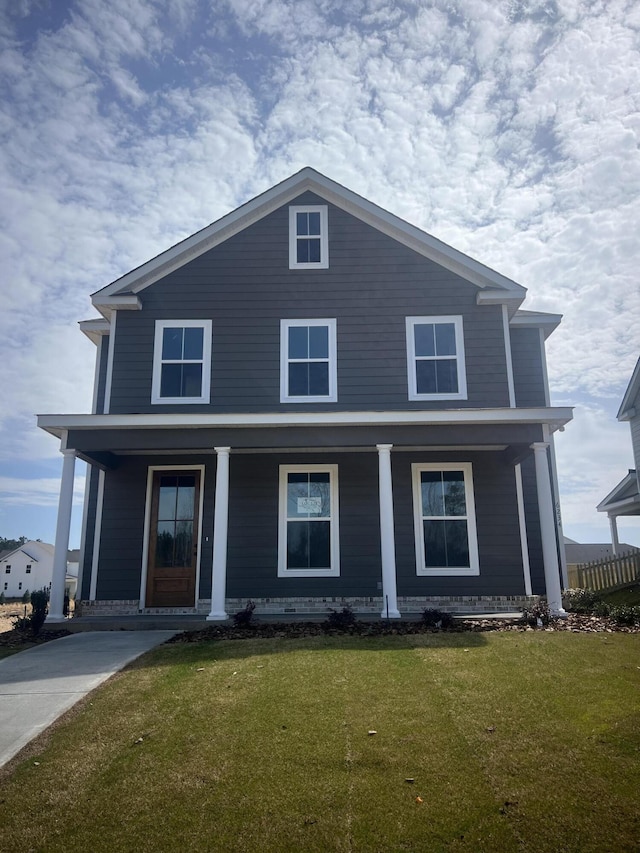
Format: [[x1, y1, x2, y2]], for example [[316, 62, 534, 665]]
[[151, 320, 212, 404], [278, 465, 339, 577], [412, 463, 479, 576], [280, 319, 337, 402], [289, 205, 329, 269], [406, 316, 467, 400]]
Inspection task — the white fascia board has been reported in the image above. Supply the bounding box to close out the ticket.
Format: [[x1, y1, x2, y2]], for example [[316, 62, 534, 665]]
[[79, 318, 111, 345], [617, 357, 640, 421], [91, 167, 527, 302], [476, 290, 527, 308], [510, 309, 563, 340], [92, 293, 142, 319], [37, 406, 574, 439], [597, 471, 639, 510]]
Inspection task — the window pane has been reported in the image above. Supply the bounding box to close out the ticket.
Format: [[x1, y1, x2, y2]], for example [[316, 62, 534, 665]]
[[183, 327, 204, 360], [289, 362, 309, 396], [443, 471, 466, 516], [174, 520, 194, 566], [288, 326, 308, 359], [158, 482, 177, 520], [435, 323, 456, 356], [176, 478, 196, 520], [309, 325, 328, 358], [424, 519, 446, 567], [445, 520, 469, 567], [287, 522, 309, 568], [308, 238, 321, 263], [435, 359, 458, 393], [416, 360, 437, 394], [156, 521, 175, 567], [421, 472, 444, 516], [308, 476, 330, 517], [308, 212, 321, 234], [160, 363, 182, 398], [309, 521, 331, 567], [182, 363, 203, 397], [414, 324, 435, 357], [308, 362, 329, 396], [288, 474, 310, 518], [297, 241, 310, 263], [162, 327, 183, 360], [296, 211, 309, 236]]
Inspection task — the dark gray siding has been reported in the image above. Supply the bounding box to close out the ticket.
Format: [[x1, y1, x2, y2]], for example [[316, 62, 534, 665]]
[[95, 456, 216, 601], [520, 455, 545, 594], [510, 327, 547, 407], [108, 193, 511, 414], [92, 449, 536, 602], [393, 452, 528, 596], [96, 335, 110, 414], [79, 465, 99, 600]]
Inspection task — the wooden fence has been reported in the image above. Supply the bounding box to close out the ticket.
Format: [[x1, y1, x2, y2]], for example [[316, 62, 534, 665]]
[[567, 549, 640, 592]]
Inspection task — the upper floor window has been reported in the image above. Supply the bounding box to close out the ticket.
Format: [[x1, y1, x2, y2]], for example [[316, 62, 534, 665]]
[[289, 205, 329, 269], [411, 462, 479, 576], [406, 316, 467, 401], [25, 565, 31, 573], [151, 320, 212, 405], [5, 566, 10, 574], [280, 319, 337, 403]]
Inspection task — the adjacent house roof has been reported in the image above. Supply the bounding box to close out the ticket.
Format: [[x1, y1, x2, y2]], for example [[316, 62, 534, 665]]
[[564, 542, 639, 565], [90, 167, 529, 320], [618, 356, 640, 421], [597, 470, 640, 516]]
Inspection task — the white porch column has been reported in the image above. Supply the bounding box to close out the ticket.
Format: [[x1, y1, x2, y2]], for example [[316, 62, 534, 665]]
[[376, 444, 401, 619], [609, 515, 620, 556], [207, 447, 230, 621], [47, 448, 76, 622], [531, 442, 566, 616]]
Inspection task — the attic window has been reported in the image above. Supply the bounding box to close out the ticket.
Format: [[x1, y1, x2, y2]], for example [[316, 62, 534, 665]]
[[151, 320, 212, 405], [289, 206, 329, 269]]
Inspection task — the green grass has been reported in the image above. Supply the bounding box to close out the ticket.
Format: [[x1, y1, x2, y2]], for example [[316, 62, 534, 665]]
[[1, 632, 639, 852]]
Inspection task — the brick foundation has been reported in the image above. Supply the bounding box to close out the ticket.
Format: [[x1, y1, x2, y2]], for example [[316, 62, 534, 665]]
[[78, 594, 536, 618]]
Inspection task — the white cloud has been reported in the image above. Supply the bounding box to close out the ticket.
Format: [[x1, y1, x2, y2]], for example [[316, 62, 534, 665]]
[[0, 475, 85, 508]]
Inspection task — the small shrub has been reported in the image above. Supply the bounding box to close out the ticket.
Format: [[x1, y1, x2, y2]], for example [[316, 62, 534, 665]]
[[522, 598, 551, 627], [608, 605, 640, 627], [232, 600, 256, 627], [325, 605, 356, 630], [562, 588, 602, 614], [421, 608, 455, 630], [0, 591, 4, 604], [21, 589, 31, 604], [29, 588, 50, 636]]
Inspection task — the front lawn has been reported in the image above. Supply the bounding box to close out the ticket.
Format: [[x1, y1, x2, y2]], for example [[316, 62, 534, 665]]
[[1, 632, 639, 852]]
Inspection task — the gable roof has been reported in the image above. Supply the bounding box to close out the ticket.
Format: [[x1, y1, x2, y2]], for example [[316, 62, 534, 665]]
[[618, 356, 640, 421], [91, 167, 528, 319], [597, 470, 640, 513]]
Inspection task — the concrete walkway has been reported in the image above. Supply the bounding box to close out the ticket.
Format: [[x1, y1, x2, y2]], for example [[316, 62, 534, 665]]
[[0, 631, 175, 768]]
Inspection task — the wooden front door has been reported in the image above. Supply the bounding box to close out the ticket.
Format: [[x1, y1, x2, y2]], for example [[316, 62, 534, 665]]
[[146, 470, 201, 607]]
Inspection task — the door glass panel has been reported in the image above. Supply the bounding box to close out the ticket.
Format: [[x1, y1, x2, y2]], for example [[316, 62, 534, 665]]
[[174, 520, 194, 566], [158, 479, 178, 520], [156, 521, 175, 567], [176, 477, 196, 519]]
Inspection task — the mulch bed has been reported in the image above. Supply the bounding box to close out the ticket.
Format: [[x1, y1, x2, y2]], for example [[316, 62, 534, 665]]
[[166, 612, 640, 644], [0, 628, 72, 652]]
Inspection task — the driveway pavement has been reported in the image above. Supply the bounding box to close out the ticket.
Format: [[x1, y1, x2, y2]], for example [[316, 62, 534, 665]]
[[0, 631, 175, 768]]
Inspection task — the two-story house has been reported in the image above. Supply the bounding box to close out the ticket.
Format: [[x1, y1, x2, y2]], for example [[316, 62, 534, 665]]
[[38, 168, 572, 623], [597, 356, 640, 550]]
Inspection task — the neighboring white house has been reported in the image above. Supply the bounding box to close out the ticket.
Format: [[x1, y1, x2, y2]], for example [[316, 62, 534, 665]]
[[0, 541, 78, 599]]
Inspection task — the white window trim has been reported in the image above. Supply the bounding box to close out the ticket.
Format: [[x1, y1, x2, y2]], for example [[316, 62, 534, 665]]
[[278, 463, 340, 578], [406, 316, 468, 401], [411, 462, 479, 576], [280, 318, 338, 403], [151, 320, 212, 405], [289, 205, 329, 269]]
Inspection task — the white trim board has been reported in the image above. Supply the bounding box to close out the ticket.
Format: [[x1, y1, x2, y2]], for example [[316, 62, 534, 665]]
[[38, 406, 574, 437]]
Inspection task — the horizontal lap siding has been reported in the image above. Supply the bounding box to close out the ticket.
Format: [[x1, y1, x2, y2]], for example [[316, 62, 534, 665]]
[[109, 193, 511, 414], [226, 453, 381, 599], [393, 452, 527, 597], [510, 327, 547, 407], [95, 456, 215, 601]]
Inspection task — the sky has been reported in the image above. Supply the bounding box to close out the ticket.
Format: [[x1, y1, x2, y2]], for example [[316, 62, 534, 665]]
[[0, 0, 639, 550]]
